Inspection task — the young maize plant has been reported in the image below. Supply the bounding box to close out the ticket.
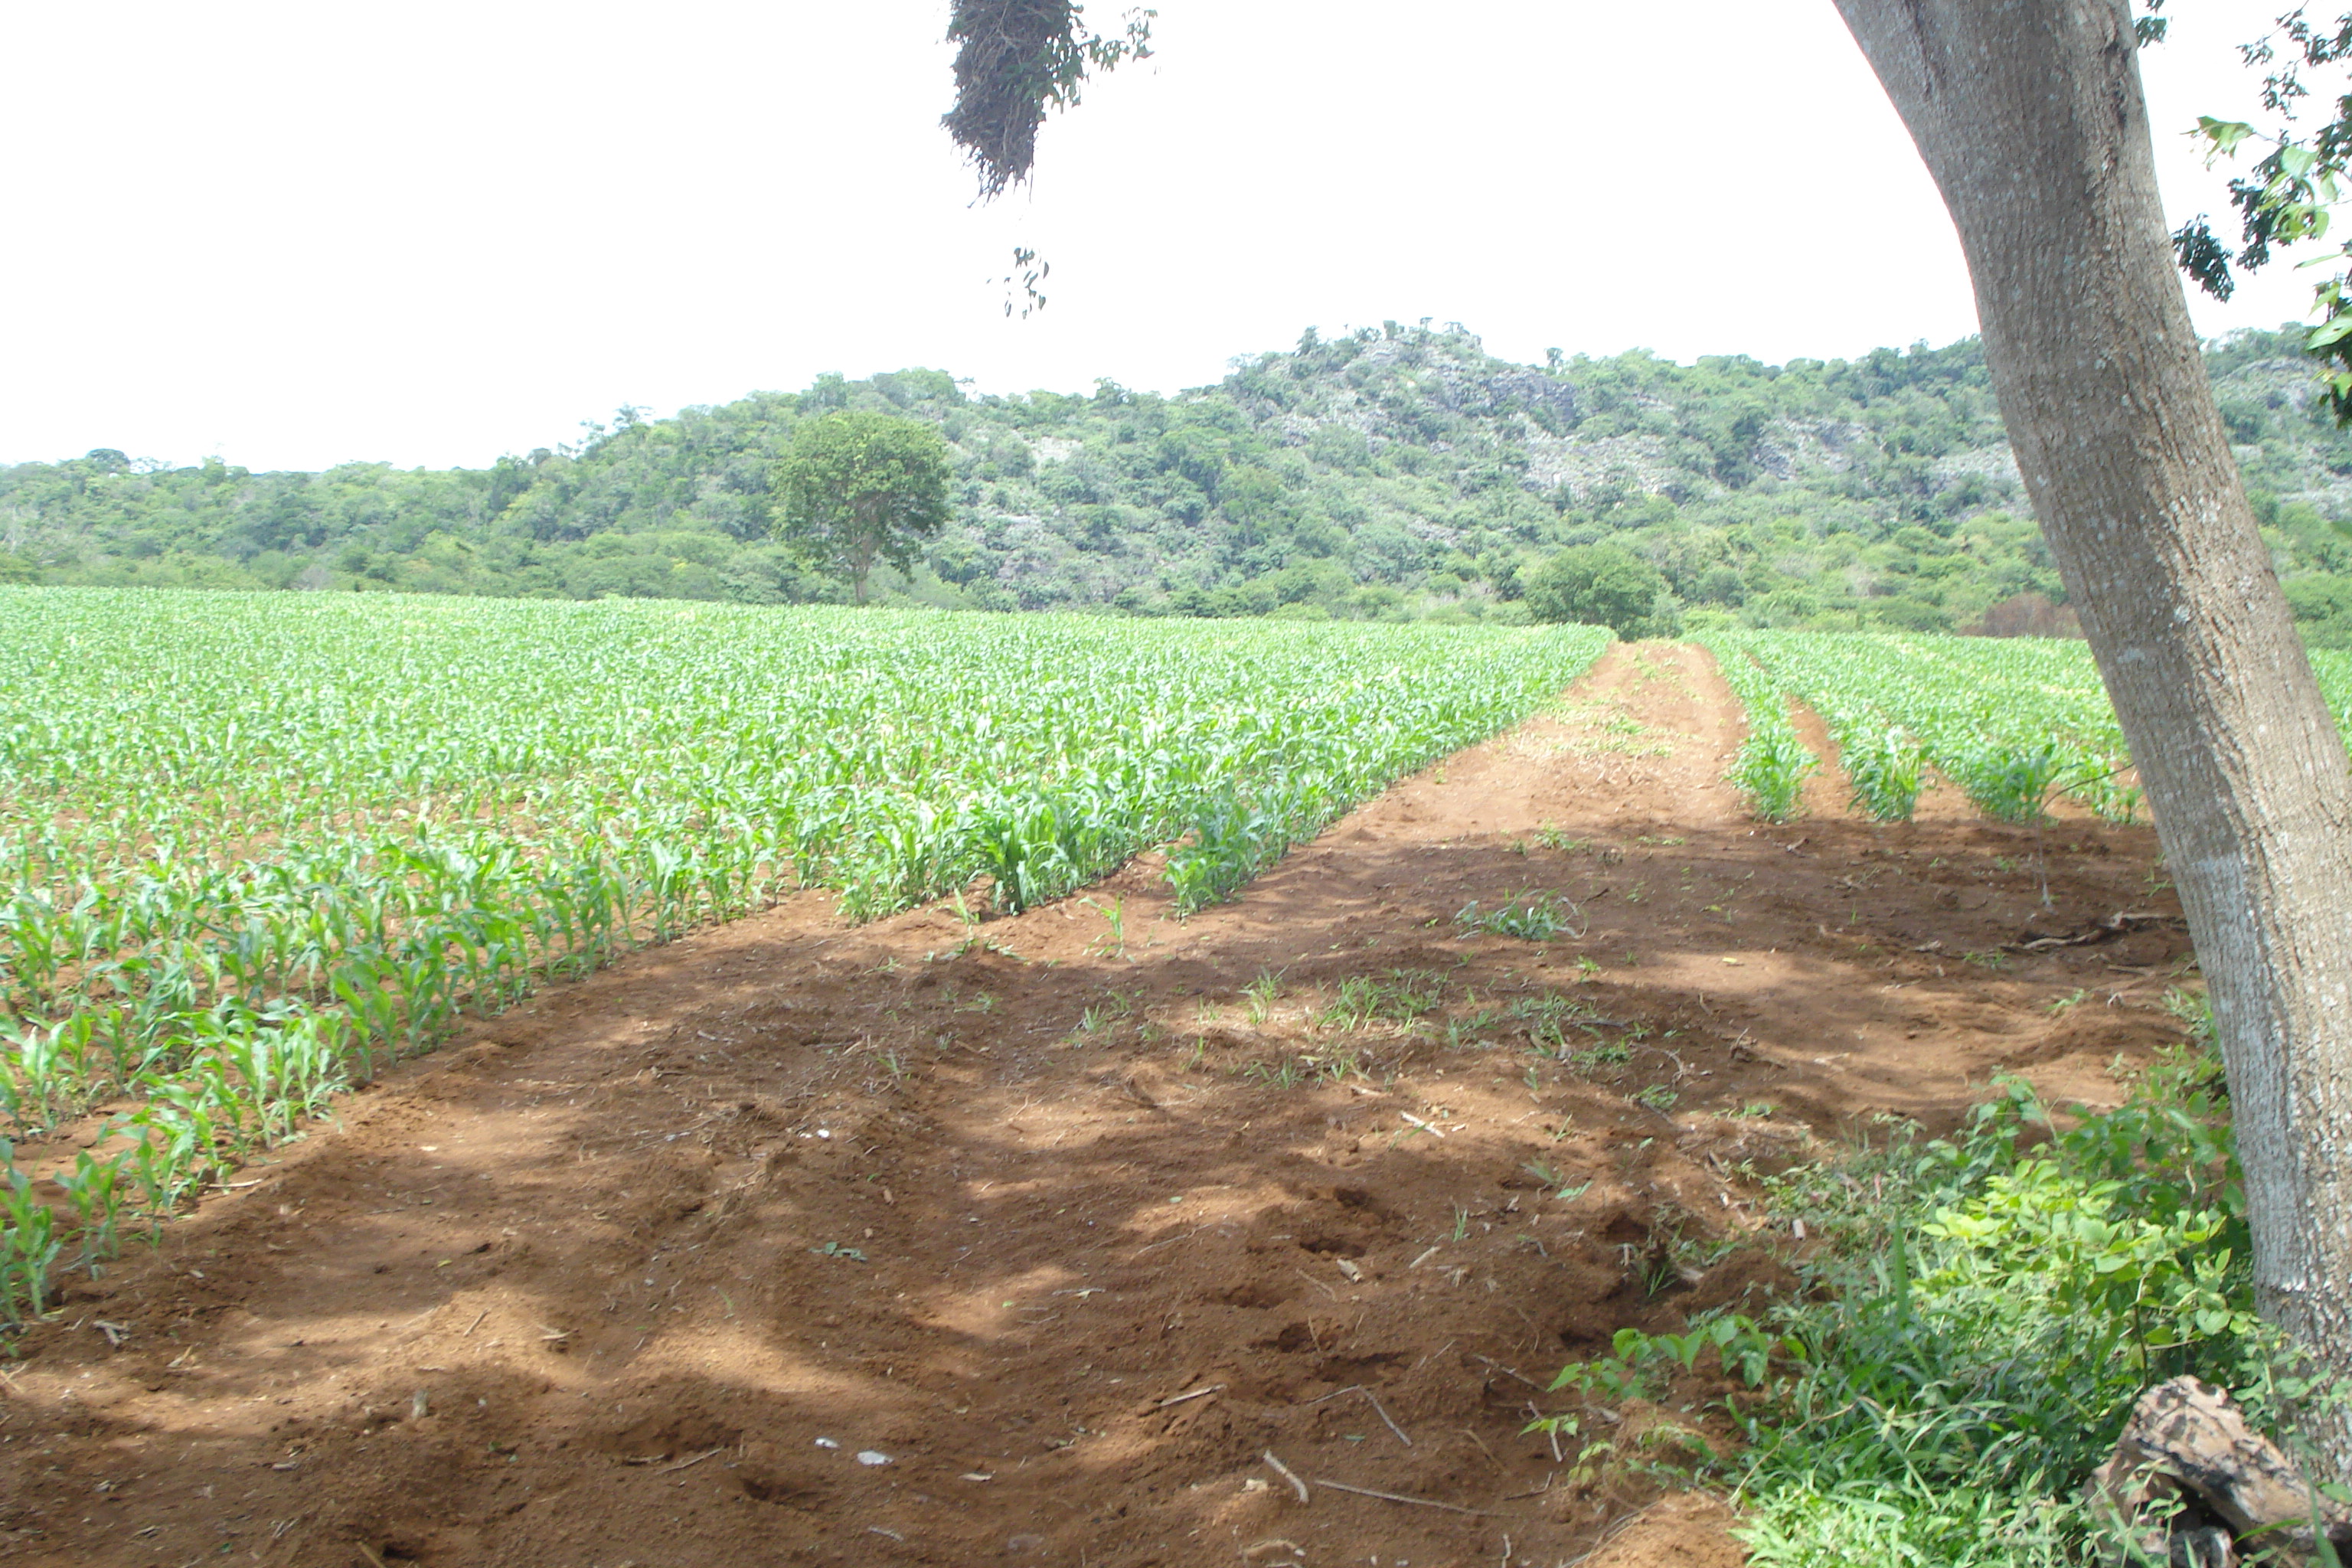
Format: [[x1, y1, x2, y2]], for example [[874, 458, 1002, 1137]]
[[1838, 725, 1928, 822], [1700, 637, 1819, 823], [0, 589, 1610, 1318]]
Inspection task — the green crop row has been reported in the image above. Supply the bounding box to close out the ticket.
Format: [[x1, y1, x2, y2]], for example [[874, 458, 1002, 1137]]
[[0, 588, 1609, 1318], [1702, 639, 1816, 822], [1701, 631, 2146, 825]]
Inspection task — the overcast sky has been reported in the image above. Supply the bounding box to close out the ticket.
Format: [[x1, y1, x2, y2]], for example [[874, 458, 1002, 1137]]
[[0, 2, 2332, 472]]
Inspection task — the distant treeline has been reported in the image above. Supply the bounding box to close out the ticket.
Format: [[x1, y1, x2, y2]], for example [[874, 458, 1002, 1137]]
[[8, 322, 2352, 643]]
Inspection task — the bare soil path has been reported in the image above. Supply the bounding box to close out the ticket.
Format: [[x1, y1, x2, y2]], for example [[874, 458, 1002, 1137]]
[[0, 643, 2191, 1568]]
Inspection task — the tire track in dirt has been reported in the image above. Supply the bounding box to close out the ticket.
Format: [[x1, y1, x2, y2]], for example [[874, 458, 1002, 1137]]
[[0, 642, 2191, 1568]]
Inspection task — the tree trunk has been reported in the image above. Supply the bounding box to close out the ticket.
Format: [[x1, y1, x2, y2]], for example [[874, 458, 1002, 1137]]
[[851, 500, 878, 605], [1834, 0, 2352, 1470]]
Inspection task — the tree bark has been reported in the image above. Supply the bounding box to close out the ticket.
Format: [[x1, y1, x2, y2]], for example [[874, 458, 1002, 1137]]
[[1833, 0, 2352, 1470]]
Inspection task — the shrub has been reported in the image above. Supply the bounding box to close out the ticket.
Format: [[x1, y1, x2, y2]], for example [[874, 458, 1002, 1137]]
[[1524, 545, 1682, 639]]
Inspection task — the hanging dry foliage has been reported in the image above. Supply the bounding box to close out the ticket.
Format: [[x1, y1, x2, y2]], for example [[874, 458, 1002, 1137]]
[[942, 1, 1153, 198]]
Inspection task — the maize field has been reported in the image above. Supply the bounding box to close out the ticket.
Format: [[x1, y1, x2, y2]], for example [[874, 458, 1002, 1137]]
[[1704, 629, 2352, 825], [0, 587, 1609, 1315]]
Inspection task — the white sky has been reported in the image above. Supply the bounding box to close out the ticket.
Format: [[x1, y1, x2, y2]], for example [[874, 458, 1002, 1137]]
[[0, 1, 2332, 472]]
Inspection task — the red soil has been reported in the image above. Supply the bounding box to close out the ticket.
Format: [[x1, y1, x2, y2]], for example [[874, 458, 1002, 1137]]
[[0, 642, 2193, 1567]]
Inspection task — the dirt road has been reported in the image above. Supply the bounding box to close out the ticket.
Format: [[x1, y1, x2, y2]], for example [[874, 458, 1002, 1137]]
[[0, 643, 2192, 1567]]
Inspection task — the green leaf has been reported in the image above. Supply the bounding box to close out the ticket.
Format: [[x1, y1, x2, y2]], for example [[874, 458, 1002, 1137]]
[[2195, 116, 2257, 157]]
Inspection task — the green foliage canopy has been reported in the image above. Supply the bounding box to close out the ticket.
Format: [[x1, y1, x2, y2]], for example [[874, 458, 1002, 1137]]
[[1523, 544, 1679, 639], [773, 412, 952, 603], [2165, 5, 2352, 423], [11, 324, 2352, 641]]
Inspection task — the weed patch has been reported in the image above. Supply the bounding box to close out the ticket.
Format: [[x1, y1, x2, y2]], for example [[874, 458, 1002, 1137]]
[[1531, 1067, 2348, 1565], [1318, 970, 1446, 1032], [1454, 892, 1583, 941]]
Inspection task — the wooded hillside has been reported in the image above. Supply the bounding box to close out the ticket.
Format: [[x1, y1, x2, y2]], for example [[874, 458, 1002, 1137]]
[[9, 322, 2352, 641]]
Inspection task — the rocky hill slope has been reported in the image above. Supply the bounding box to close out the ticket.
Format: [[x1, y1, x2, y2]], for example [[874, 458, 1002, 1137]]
[[8, 322, 2352, 640]]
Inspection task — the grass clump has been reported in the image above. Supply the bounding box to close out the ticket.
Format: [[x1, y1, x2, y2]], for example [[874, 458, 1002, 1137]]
[[1455, 892, 1583, 941], [1318, 969, 1446, 1032], [1532, 1067, 2347, 1566], [1241, 1050, 1370, 1089], [1568, 1041, 1632, 1074]]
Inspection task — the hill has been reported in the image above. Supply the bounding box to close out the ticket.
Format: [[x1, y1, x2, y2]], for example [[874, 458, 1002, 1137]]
[[8, 321, 2352, 640]]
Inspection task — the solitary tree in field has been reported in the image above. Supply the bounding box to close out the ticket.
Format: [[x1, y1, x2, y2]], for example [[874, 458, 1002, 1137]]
[[937, 0, 2352, 1465], [773, 410, 952, 605], [1523, 544, 1678, 641]]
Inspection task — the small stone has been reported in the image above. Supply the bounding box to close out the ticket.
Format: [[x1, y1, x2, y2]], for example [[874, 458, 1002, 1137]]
[[856, 1450, 891, 1466], [813, 1437, 840, 1449]]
